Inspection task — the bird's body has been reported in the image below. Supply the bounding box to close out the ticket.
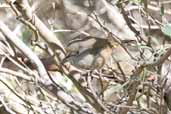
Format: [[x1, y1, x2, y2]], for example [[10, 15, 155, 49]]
[[67, 36, 118, 70]]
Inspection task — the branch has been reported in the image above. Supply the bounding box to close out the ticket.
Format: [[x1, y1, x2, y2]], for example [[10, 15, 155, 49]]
[[6, 0, 110, 113], [0, 21, 49, 83]]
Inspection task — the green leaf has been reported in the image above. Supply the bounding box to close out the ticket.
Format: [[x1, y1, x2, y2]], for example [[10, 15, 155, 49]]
[[160, 4, 164, 16], [161, 24, 171, 37], [21, 27, 33, 45]]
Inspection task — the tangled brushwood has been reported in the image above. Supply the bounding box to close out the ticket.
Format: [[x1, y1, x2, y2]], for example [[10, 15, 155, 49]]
[[0, 0, 171, 114]]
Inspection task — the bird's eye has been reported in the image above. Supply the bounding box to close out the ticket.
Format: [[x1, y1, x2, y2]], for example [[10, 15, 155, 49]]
[[154, 53, 159, 57]]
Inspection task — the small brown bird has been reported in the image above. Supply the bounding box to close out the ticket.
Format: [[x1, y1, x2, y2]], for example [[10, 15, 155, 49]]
[[67, 35, 118, 70]]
